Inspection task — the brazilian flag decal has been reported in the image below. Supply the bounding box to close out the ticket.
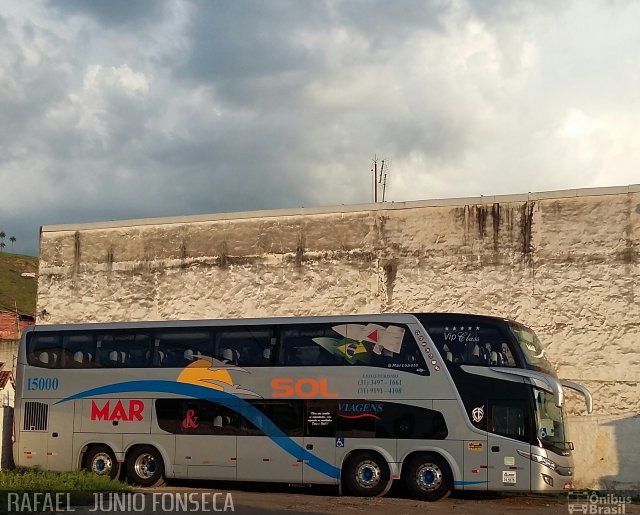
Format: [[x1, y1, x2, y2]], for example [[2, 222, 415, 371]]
[[313, 337, 372, 364]]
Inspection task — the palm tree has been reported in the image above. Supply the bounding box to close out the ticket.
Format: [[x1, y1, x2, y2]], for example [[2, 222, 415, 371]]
[[0, 242, 5, 252], [0, 231, 5, 248], [10, 236, 16, 250]]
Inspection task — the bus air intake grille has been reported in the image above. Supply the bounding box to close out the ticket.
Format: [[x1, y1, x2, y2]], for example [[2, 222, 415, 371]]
[[23, 402, 48, 431]]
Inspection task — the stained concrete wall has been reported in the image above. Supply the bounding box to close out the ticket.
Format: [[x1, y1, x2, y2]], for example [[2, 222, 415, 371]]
[[37, 184, 640, 491], [0, 342, 18, 372]]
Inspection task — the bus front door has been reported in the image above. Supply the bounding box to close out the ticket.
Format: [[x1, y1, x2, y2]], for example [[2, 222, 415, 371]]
[[487, 401, 531, 491]]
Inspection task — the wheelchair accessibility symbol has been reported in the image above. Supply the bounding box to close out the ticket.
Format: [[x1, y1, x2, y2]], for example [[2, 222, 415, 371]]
[[336, 437, 345, 448]]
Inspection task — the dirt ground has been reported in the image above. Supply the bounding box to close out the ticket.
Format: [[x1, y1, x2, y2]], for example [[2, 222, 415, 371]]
[[69, 482, 640, 515]]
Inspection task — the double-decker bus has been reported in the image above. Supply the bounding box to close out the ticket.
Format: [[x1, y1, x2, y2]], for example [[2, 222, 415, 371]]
[[13, 313, 591, 501]]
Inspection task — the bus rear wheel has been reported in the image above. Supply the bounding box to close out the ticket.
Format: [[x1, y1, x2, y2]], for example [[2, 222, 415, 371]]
[[404, 453, 452, 501], [84, 445, 120, 480], [343, 451, 391, 497], [126, 446, 165, 487]]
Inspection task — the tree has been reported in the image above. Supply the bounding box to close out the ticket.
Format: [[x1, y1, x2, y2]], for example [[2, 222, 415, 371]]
[[10, 236, 16, 250], [0, 231, 5, 245], [0, 242, 5, 252]]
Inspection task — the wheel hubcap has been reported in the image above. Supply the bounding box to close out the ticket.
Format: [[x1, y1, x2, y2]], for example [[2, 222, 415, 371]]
[[91, 452, 113, 476], [416, 463, 443, 491], [354, 460, 381, 489], [134, 453, 157, 479]]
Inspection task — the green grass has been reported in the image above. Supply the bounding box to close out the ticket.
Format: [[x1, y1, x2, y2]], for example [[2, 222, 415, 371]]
[[0, 252, 37, 315], [0, 468, 131, 512]]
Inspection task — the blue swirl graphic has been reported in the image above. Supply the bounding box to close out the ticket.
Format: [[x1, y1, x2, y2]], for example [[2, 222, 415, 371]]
[[56, 380, 340, 479]]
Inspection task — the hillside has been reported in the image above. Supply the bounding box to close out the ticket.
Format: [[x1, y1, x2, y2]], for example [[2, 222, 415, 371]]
[[0, 252, 38, 315]]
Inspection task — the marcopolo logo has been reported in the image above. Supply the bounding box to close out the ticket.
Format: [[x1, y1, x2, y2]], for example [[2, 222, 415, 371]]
[[90, 400, 145, 422]]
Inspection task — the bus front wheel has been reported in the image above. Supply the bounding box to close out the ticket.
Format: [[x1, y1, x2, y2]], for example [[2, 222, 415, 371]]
[[126, 446, 165, 487], [343, 451, 392, 497], [84, 445, 120, 480], [404, 453, 452, 501]]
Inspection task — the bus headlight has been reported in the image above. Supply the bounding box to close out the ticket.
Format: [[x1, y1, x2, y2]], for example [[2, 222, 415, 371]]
[[517, 450, 558, 471]]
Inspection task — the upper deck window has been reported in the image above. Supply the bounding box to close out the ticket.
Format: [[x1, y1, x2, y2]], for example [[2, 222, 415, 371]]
[[508, 322, 556, 377], [26, 334, 62, 368], [278, 323, 428, 375], [25, 321, 427, 374], [425, 322, 516, 368], [62, 334, 97, 368], [153, 330, 213, 367], [214, 327, 274, 367], [95, 332, 153, 368]]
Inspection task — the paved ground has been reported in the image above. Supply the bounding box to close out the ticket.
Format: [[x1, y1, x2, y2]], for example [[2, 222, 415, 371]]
[[69, 482, 640, 515]]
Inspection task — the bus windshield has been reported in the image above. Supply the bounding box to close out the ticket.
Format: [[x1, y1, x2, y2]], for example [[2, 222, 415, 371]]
[[508, 322, 556, 377], [533, 387, 571, 454]]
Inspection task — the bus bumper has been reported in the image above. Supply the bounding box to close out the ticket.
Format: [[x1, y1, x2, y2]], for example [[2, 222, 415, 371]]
[[530, 461, 574, 492]]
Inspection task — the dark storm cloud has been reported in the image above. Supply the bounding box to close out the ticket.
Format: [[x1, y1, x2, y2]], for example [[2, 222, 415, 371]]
[[177, 0, 450, 104], [466, 0, 571, 21], [140, 103, 319, 215], [0, 20, 70, 141], [335, 0, 447, 44], [46, 0, 168, 27], [2, 0, 639, 258], [169, 0, 466, 191], [179, 0, 328, 82]]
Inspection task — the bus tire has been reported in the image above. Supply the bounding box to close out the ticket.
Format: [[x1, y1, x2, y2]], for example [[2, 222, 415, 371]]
[[403, 453, 452, 501], [126, 446, 165, 487], [343, 451, 391, 497], [83, 445, 120, 480]]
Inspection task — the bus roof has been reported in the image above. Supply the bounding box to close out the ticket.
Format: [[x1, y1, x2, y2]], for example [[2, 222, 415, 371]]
[[23, 312, 513, 333]]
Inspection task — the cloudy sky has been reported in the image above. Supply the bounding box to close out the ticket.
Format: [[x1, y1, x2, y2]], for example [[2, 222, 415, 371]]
[[1, 0, 639, 256]]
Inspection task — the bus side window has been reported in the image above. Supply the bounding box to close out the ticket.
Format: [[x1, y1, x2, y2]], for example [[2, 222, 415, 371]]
[[369, 329, 429, 375], [425, 322, 515, 368], [279, 325, 344, 366], [154, 330, 212, 367], [489, 342, 514, 367], [214, 327, 274, 367], [96, 331, 152, 368], [62, 334, 96, 368], [26, 334, 62, 369], [305, 400, 336, 437], [239, 401, 303, 437], [180, 401, 234, 435], [489, 403, 528, 443]]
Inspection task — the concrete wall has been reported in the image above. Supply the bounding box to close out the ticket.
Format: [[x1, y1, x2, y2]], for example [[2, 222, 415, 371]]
[[0, 342, 18, 372], [36, 184, 640, 491]]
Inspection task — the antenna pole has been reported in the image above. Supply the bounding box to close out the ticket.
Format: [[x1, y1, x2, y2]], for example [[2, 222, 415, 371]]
[[373, 156, 378, 203]]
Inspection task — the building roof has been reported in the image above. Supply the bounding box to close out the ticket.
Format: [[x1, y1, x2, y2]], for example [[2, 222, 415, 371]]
[[40, 183, 640, 233], [0, 370, 14, 390], [0, 306, 35, 320]]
